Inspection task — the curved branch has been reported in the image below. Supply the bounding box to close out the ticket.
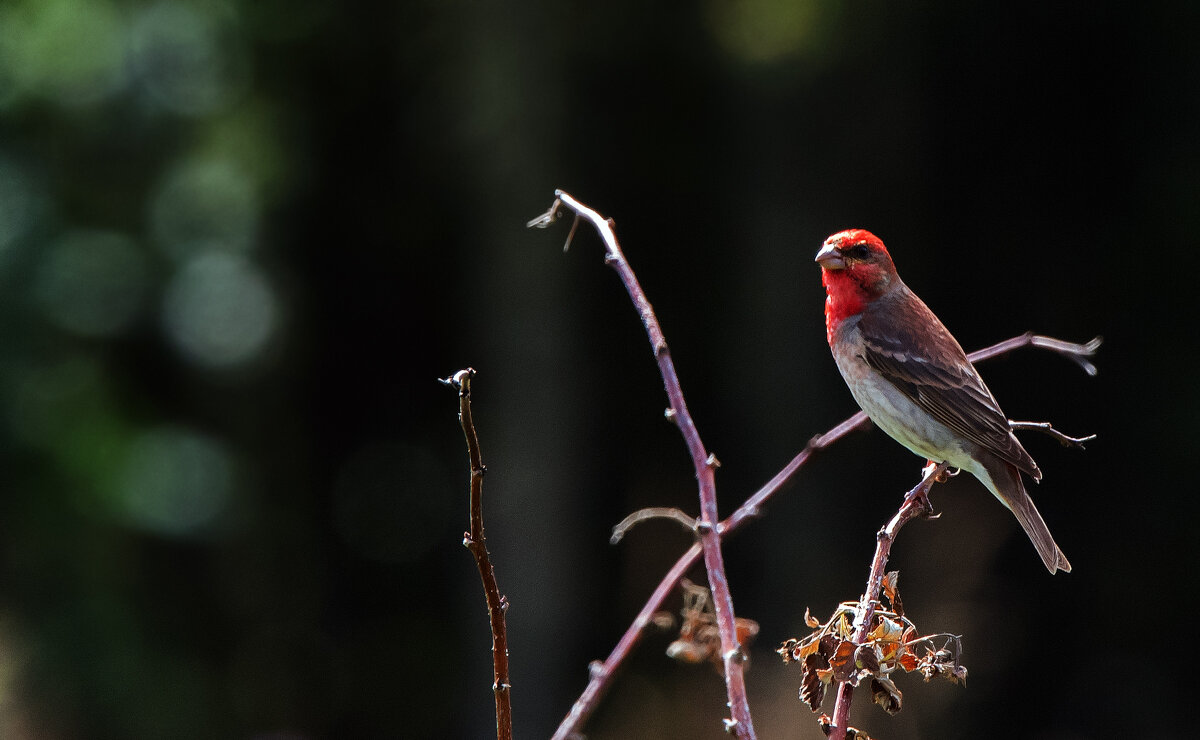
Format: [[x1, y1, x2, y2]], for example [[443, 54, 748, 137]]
[[540, 191, 757, 739], [610, 507, 697, 544]]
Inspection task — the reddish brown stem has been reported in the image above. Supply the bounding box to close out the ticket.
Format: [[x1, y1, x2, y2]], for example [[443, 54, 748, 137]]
[[442, 369, 512, 740], [548, 190, 757, 738], [827, 463, 950, 740]]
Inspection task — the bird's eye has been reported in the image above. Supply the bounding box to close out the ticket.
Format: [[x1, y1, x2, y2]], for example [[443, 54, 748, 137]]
[[844, 244, 871, 260]]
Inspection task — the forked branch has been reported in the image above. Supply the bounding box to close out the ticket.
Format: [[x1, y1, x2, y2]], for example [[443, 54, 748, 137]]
[[533, 191, 757, 738], [1009, 420, 1096, 449]]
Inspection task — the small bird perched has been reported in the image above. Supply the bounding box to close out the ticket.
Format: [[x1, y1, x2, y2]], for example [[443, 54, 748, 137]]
[[815, 229, 1070, 573]]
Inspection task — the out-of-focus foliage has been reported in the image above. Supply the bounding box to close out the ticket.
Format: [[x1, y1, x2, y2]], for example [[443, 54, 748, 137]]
[[0, 0, 1193, 737]]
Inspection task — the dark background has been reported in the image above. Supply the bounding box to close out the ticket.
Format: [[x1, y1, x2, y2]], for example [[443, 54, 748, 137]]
[[0, 1, 1193, 738]]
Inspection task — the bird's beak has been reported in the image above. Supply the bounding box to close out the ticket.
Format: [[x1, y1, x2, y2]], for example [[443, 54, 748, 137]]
[[815, 243, 845, 270]]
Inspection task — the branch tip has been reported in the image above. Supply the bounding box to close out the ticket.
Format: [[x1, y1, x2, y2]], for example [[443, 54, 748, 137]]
[[438, 367, 475, 393], [526, 198, 563, 229], [610, 507, 697, 544], [1029, 334, 1102, 376], [563, 213, 581, 252], [1009, 420, 1097, 449]]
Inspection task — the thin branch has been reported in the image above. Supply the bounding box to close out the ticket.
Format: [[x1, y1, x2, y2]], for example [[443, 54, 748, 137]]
[[440, 368, 512, 740], [610, 507, 697, 544], [538, 190, 757, 739], [1009, 420, 1096, 449], [966, 331, 1102, 375], [828, 463, 953, 740]]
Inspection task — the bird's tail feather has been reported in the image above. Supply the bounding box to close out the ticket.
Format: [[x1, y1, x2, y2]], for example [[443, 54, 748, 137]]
[[980, 457, 1071, 574]]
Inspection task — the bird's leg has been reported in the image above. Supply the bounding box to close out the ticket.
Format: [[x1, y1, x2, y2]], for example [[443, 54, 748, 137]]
[[920, 460, 939, 482], [906, 461, 955, 516], [921, 460, 959, 484]]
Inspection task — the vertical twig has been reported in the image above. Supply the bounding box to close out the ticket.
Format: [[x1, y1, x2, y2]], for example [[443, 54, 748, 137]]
[[827, 463, 951, 740], [541, 191, 757, 738], [441, 368, 512, 740]]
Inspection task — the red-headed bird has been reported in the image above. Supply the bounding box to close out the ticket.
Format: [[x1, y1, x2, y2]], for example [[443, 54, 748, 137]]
[[816, 229, 1070, 573]]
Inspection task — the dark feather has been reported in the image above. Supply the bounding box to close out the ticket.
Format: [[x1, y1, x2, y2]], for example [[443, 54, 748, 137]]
[[856, 284, 1041, 479], [979, 455, 1071, 573]]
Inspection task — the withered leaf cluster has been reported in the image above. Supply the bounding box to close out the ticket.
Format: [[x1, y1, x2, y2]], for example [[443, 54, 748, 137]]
[[777, 571, 967, 715], [659, 579, 759, 669]]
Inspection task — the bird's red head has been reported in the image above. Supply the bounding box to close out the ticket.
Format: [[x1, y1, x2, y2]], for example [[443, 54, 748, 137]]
[[815, 229, 899, 342]]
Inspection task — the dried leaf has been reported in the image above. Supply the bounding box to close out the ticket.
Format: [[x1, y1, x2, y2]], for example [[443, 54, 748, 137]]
[[809, 643, 831, 671], [881, 571, 898, 604], [651, 611, 675, 631], [834, 611, 853, 639], [882, 570, 904, 616], [868, 616, 906, 665], [820, 632, 839, 658], [871, 676, 903, 715], [666, 640, 709, 664], [829, 640, 858, 683], [777, 638, 800, 664], [868, 616, 905, 644], [735, 617, 760, 647], [898, 652, 918, 672], [950, 664, 968, 685], [800, 653, 828, 711], [805, 607, 821, 629], [854, 643, 881, 674]]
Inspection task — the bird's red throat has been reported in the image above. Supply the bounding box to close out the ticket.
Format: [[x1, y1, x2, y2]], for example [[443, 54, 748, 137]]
[[821, 268, 872, 344]]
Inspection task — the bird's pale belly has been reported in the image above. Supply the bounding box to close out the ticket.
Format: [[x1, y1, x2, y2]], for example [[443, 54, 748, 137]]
[[834, 350, 980, 475]]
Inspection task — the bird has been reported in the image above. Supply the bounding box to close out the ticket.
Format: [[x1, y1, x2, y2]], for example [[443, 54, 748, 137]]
[[815, 229, 1070, 573]]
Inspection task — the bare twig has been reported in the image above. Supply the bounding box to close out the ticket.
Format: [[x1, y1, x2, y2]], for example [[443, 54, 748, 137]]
[[966, 332, 1102, 376], [440, 369, 512, 740], [610, 507, 697, 544], [1009, 420, 1096, 449], [827, 463, 952, 740], [538, 190, 757, 739]]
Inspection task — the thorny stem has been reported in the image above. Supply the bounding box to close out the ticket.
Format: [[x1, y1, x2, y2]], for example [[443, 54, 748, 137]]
[[441, 369, 513, 740], [827, 463, 951, 740], [529, 191, 1101, 740], [540, 191, 757, 739]]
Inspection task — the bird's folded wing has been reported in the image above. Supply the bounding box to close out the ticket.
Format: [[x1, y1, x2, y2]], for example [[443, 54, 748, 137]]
[[858, 301, 1040, 479]]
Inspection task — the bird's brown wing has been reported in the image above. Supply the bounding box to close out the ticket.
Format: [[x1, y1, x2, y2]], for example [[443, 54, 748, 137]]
[[857, 288, 1041, 479]]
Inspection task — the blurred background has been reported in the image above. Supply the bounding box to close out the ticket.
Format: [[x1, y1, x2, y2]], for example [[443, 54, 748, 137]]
[[0, 0, 1194, 737]]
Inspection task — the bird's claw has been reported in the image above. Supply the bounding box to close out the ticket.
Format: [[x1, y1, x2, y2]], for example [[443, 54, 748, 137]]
[[921, 461, 958, 484]]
